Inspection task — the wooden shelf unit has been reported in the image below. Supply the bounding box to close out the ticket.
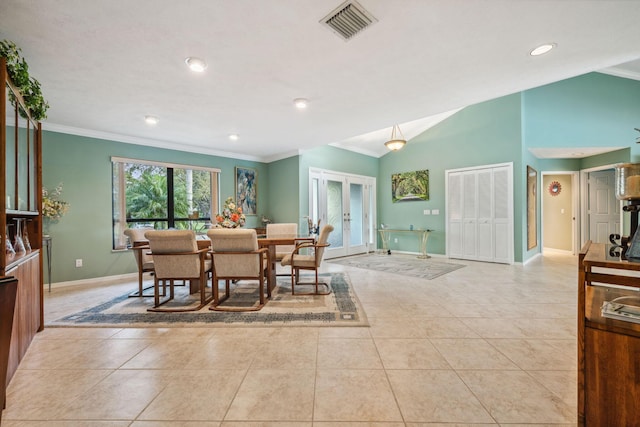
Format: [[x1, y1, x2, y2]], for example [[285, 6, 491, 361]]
[[0, 57, 44, 407], [578, 241, 640, 426]]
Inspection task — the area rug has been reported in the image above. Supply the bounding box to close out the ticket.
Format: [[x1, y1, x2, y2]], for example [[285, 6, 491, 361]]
[[328, 253, 465, 280], [48, 273, 368, 328]]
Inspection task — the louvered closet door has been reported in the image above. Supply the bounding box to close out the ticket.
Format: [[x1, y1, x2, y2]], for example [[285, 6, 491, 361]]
[[462, 171, 478, 258], [476, 169, 494, 261], [446, 163, 513, 264], [447, 172, 463, 258], [493, 166, 511, 263]]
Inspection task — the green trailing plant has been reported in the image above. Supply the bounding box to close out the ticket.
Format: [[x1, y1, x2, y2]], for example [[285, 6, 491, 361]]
[[0, 39, 49, 121]]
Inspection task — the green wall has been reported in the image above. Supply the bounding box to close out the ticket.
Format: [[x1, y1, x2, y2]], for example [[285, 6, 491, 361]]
[[379, 94, 523, 260], [266, 156, 300, 224], [42, 131, 266, 283]]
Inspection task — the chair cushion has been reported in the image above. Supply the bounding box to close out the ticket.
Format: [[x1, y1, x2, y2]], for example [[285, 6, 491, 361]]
[[281, 253, 316, 268]]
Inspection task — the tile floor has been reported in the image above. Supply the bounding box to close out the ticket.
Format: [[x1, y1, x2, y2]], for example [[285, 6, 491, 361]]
[[3, 252, 578, 426]]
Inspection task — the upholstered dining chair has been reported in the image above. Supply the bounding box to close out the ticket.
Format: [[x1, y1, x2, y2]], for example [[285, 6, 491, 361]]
[[207, 228, 271, 311], [280, 224, 334, 295], [123, 228, 155, 297], [266, 222, 298, 277], [144, 230, 213, 312]]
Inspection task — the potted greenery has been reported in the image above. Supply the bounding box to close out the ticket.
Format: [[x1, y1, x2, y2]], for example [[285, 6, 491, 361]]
[[0, 40, 49, 121]]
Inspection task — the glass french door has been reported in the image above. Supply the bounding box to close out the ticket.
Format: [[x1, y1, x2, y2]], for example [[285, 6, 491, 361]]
[[309, 169, 375, 258]]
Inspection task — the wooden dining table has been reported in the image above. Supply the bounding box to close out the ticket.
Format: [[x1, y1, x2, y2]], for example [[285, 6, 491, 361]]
[[258, 236, 314, 291], [196, 234, 314, 292]]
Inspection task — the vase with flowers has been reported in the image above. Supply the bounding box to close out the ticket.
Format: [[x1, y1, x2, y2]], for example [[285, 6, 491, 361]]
[[215, 196, 246, 228], [42, 183, 69, 234]]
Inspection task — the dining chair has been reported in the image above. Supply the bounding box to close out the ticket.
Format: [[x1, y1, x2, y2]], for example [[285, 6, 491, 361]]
[[207, 228, 271, 311], [144, 230, 213, 312], [280, 224, 334, 295], [123, 228, 155, 297], [266, 222, 298, 277]]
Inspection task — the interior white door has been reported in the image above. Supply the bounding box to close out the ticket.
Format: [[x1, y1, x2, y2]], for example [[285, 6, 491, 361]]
[[588, 169, 620, 244]]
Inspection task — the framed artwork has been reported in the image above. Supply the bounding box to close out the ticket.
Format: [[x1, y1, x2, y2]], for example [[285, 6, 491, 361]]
[[391, 169, 429, 203], [527, 165, 537, 250], [235, 166, 257, 215]]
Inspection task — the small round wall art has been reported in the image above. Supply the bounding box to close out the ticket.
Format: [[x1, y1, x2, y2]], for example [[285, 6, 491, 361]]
[[548, 181, 562, 196]]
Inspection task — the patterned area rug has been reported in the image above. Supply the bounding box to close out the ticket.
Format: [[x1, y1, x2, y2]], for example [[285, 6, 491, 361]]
[[49, 273, 367, 328], [328, 253, 465, 280]]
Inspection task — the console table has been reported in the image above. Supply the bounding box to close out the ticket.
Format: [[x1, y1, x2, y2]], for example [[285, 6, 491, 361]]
[[377, 228, 432, 259]]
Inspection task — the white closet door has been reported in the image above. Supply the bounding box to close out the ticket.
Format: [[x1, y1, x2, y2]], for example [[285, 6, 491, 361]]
[[462, 171, 478, 258], [493, 166, 512, 263], [476, 168, 494, 261], [447, 172, 463, 258], [446, 163, 513, 264]]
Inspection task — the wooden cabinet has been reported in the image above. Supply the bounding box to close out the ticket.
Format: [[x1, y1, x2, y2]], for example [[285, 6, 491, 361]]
[[578, 241, 640, 425], [0, 57, 43, 400]]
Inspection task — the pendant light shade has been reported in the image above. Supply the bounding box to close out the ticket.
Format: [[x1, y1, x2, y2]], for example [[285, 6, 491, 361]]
[[384, 124, 407, 151]]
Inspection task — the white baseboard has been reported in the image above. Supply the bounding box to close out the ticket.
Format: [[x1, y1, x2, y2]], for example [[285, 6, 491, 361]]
[[49, 272, 139, 290]]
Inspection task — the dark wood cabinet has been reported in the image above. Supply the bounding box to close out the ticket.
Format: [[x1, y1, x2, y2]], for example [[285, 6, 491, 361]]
[[0, 57, 44, 413], [578, 241, 640, 426]]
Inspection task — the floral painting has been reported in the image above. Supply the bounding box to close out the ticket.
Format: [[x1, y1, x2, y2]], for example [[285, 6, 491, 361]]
[[392, 170, 429, 203], [235, 167, 257, 215]]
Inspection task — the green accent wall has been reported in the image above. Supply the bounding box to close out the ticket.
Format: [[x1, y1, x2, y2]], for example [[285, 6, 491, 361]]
[[266, 156, 300, 224], [42, 131, 266, 283], [379, 94, 523, 260]]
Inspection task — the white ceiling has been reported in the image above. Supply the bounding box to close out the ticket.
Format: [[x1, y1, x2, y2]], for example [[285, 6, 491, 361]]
[[1, 0, 640, 162]]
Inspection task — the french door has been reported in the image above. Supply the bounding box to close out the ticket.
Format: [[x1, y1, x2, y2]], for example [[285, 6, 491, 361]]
[[309, 169, 376, 258]]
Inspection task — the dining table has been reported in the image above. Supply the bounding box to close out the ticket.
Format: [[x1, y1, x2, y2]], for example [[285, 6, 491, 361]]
[[257, 236, 315, 291], [197, 233, 314, 292]]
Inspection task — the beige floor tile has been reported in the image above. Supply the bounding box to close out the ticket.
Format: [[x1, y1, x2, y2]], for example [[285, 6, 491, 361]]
[[386, 369, 494, 423], [4, 369, 112, 420], [5, 253, 581, 425], [138, 370, 245, 421], [527, 370, 577, 408], [313, 369, 402, 422], [413, 317, 480, 338], [251, 332, 318, 369], [317, 338, 382, 369], [131, 422, 221, 427], [430, 338, 519, 370], [404, 424, 497, 427], [57, 370, 176, 420], [375, 338, 450, 369], [1, 422, 132, 427], [221, 423, 309, 427], [457, 370, 576, 424], [225, 369, 315, 421], [487, 338, 576, 370], [368, 317, 424, 338]]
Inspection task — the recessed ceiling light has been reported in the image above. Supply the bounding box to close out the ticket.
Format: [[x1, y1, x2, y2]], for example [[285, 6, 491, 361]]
[[144, 115, 159, 125], [185, 57, 208, 72], [293, 98, 309, 109], [229, 134, 239, 141], [530, 43, 556, 56]]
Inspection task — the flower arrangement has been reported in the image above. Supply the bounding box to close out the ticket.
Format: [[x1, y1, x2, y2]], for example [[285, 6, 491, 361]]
[[215, 196, 246, 228], [42, 183, 69, 220]]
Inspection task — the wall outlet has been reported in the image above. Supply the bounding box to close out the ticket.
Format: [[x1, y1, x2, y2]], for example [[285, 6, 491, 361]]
[[432, 209, 440, 215], [394, 238, 398, 243], [75, 259, 83, 268], [423, 209, 431, 215]]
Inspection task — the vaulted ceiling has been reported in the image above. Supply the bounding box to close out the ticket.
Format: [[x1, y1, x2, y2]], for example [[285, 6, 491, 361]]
[[2, 0, 640, 162]]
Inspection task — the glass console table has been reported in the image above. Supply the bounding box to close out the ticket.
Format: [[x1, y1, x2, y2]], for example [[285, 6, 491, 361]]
[[377, 228, 432, 259]]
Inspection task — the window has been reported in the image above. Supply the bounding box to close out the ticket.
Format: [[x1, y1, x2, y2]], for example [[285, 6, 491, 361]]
[[112, 157, 220, 249]]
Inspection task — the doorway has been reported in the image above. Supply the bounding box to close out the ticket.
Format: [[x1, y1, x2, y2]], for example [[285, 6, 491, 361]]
[[580, 165, 621, 247], [541, 172, 578, 254], [309, 169, 376, 259]]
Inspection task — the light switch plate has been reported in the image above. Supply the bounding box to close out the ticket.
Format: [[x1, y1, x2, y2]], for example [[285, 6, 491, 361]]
[[423, 209, 431, 215], [432, 209, 440, 215]]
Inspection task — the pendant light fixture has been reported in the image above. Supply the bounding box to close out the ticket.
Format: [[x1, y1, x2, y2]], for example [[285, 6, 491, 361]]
[[384, 124, 407, 151]]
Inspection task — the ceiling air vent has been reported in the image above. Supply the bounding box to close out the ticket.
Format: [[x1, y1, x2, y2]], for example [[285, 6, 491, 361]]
[[321, 0, 377, 41]]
